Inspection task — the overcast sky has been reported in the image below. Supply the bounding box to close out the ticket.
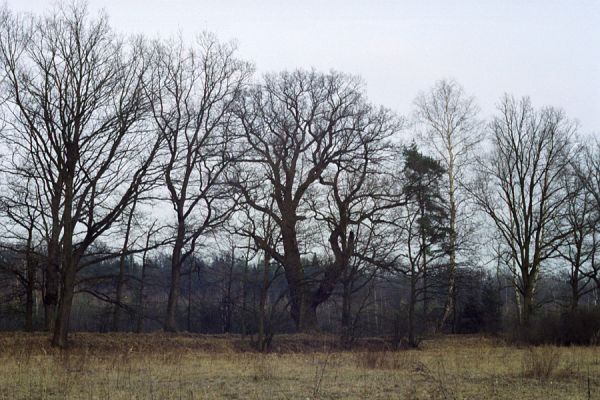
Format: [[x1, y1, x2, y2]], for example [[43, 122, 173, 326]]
[[7, 0, 600, 134]]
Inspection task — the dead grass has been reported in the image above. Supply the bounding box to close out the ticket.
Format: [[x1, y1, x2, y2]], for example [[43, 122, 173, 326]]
[[0, 333, 599, 399], [521, 346, 561, 382]]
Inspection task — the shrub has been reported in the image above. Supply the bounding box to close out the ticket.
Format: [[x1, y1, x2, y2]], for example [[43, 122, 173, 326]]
[[355, 351, 403, 370], [507, 307, 600, 346], [521, 346, 561, 382]]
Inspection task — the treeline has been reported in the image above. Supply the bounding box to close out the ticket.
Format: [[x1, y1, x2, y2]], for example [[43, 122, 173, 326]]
[[0, 3, 599, 348]]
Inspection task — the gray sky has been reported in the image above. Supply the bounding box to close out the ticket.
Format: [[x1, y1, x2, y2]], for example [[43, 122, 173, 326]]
[[7, 0, 600, 134]]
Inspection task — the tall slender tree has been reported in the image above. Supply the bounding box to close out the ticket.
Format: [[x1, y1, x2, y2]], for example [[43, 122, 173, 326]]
[[414, 79, 482, 332]]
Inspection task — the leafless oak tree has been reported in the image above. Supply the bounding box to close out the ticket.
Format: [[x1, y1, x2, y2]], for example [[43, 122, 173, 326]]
[[146, 35, 251, 332], [230, 70, 401, 331], [0, 4, 163, 346], [0, 174, 43, 331], [309, 126, 401, 342], [559, 143, 600, 309], [470, 96, 576, 326]]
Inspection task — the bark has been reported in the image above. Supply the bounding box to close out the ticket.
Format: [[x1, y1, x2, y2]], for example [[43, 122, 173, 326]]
[[570, 281, 580, 312], [286, 275, 319, 332], [165, 220, 185, 332], [187, 263, 193, 332], [52, 172, 76, 348], [420, 203, 429, 325], [512, 275, 523, 325], [340, 281, 353, 346], [44, 206, 62, 332], [24, 230, 35, 332], [52, 264, 76, 348], [241, 251, 249, 338], [280, 219, 319, 332], [112, 201, 136, 331], [521, 260, 539, 329], [135, 251, 149, 333], [221, 245, 235, 333], [258, 252, 270, 352], [408, 269, 418, 347], [522, 284, 534, 327], [438, 169, 457, 332]]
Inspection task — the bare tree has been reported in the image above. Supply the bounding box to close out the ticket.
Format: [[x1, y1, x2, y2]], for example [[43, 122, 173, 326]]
[[147, 35, 251, 332], [470, 96, 575, 327], [414, 79, 482, 332], [135, 220, 162, 333], [308, 128, 401, 343], [577, 143, 600, 296], [230, 70, 401, 331], [0, 174, 43, 331], [111, 199, 138, 331], [577, 141, 600, 209], [558, 144, 600, 310], [0, 4, 163, 346]]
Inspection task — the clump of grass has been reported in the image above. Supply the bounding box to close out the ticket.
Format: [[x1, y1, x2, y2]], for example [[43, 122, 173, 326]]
[[355, 350, 404, 370], [252, 355, 275, 381], [521, 346, 561, 382]]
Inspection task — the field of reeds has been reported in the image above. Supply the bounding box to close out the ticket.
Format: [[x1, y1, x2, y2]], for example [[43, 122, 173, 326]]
[[0, 333, 599, 399]]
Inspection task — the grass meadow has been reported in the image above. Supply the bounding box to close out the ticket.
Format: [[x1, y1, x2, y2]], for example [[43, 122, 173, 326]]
[[0, 333, 598, 399]]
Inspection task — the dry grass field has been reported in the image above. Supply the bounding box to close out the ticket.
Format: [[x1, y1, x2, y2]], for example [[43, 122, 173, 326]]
[[0, 333, 599, 399]]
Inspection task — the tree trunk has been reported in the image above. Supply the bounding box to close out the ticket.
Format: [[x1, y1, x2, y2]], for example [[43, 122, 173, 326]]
[[222, 246, 234, 333], [44, 180, 63, 332], [287, 282, 319, 333], [24, 231, 35, 332], [278, 217, 319, 332], [25, 274, 34, 332], [300, 298, 319, 333], [522, 283, 534, 328], [438, 175, 457, 332], [340, 281, 353, 346], [52, 173, 75, 348], [570, 247, 583, 312], [570, 267, 580, 312], [112, 202, 136, 332], [420, 214, 429, 329], [422, 265, 428, 325], [112, 258, 127, 331], [408, 270, 417, 347], [52, 263, 76, 348], [135, 257, 148, 334], [187, 263, 193, 332], [165, 221, 185, 332], [44, 237, 60, 332], [451, 284, 457, 334], [513, 282, 523, 325], [258, 252, 270, 351], [241, 250, 249, 338]]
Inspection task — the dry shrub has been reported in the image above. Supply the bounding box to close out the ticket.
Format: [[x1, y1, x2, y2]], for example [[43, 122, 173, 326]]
[[156, 350, 184, 365], [252, 356, 275, 381], [511, 308, 600, 346], [355, 351, 404, 370], [423, 359, 457, 400], [521, 346, 561, 382]]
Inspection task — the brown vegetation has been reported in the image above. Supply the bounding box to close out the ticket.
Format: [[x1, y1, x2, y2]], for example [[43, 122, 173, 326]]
[[1, 333, 599, 399]]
